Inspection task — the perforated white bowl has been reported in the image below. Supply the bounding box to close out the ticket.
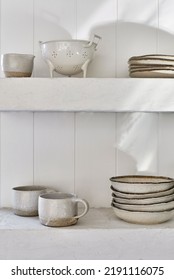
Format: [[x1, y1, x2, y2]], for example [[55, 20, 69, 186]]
[[39, 34, 101, 77]]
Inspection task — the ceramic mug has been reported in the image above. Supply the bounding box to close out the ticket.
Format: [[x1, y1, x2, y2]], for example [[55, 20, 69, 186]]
[[38, 192, 89, 227], [12, 185, 55, 217]]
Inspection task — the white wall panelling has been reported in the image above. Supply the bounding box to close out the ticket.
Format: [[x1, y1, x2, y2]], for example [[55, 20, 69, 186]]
[[34, 0, 76, 77], [34, 112, 75, 193], [0, 113, 2, 208], [117, 0, 158, 77], [158, 0, 174, 54], [0, 0, 33, 53], [77, 0, 117, 77], [0, 112, 34, 207], [116, 113, 159, 175], [75, 112, 116, 207], [158, 113, 174, 178]]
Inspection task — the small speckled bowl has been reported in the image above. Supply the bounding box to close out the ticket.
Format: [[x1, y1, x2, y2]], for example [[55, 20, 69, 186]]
[[1, 53, 35, 77], [12, 185, 54, 216]]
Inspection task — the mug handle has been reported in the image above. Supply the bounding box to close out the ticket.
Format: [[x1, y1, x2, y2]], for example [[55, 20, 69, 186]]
[[74, 198, 89, 219]]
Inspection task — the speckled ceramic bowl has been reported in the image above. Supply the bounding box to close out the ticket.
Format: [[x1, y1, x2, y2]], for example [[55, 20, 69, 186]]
[[12, 185, 54, 216], [110, 175, 174, 194], [112, 199, 174, 212], [112, 204, 174, 224], [112, 192, 174, 205], [110, 185, 174, 199], [2, 53, 35, 77]]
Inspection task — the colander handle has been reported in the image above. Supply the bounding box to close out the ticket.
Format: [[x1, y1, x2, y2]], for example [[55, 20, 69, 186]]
[[84, 34, 102, 49]]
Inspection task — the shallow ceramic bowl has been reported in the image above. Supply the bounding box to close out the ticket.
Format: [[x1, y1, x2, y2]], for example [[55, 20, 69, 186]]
[[110, 185, 174, 199], [1, 53, 35, 77], [112, 199, 174, 212], [112, 192, 174, 205], [110, 175, 174, 194], [112, 204, 174, 224]]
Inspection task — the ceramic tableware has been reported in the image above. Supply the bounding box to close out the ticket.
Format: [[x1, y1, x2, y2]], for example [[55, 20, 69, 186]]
[[39, 34, 101, 77], [110, 175, 174, 194], [112, 192, 174, 205], [110, 185, 174, 199], [12, 185, 54, 216], [1, 53, 35, 77], [112, 199, 174, 212], [38, 192, 89, 227], [112, 204, 174, 224]]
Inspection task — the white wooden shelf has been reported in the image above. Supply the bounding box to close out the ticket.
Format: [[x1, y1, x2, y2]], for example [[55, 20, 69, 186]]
[[0, 208, 174, 259], [1, 77, 174, 112]]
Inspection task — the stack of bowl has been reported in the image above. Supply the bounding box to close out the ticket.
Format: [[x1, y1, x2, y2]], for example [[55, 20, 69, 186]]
[[110, 175, 174, 224]]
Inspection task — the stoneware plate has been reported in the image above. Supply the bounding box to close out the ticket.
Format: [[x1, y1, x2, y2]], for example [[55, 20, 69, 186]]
[[110, 185, 174, 199], [112, 204, 174, 224], [129, 69, 174, 78], [112, 199, 174, 212], [128, 54, 174, 65], [110, 175, 174, 194], [112, 192, 174, 205]]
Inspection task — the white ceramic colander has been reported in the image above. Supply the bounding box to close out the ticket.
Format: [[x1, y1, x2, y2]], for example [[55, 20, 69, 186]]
[[39, 34, 101, 78]]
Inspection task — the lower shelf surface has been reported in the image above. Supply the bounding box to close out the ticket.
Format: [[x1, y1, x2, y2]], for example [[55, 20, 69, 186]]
[[0, 208, 174, 260]]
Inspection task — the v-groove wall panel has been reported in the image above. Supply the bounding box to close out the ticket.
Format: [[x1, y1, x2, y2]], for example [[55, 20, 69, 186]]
[[34, 0, 76, 77], [0, 113, 34, 207], [75, 112, 116, 207], [0, 0, 34, 55], [34, 112, 75, 194], [117, 0, 158, 77], [77, 0, 117, 77]]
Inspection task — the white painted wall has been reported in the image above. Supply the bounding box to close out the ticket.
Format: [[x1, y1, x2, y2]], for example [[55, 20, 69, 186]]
[[0, 0, 174, 207]]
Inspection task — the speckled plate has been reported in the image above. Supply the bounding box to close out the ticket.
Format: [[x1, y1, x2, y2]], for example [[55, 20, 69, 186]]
[[112, 204, 174, 224], [112, 199, 174, 212], [129, 69, 174, 78], [110, 185, 174, 199], [128, 54, 174, 65], [112, 192, 174, 205], [110, 175, 174, 194]]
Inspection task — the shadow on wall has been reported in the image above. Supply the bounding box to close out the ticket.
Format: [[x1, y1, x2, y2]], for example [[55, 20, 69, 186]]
[[89, 21, 174, 78], [115, 112, 159, 175]]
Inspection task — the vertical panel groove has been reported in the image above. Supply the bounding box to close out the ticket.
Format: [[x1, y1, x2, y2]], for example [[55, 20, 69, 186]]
[[33, 112, 35, 185], [115, 112, 118, 176], [32, 0, 35, 76], [75, 0, 77, 39], [157, 112, 160, 175], [156, 0, 159, 53], [115, 0, 118, 78], [74, 113, 76, 193], [0, 113, 1, 207]]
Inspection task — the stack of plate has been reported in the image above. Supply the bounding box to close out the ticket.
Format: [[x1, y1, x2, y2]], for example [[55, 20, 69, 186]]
[[128, 54, 174, 78], [110, 175, 174, 224]]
